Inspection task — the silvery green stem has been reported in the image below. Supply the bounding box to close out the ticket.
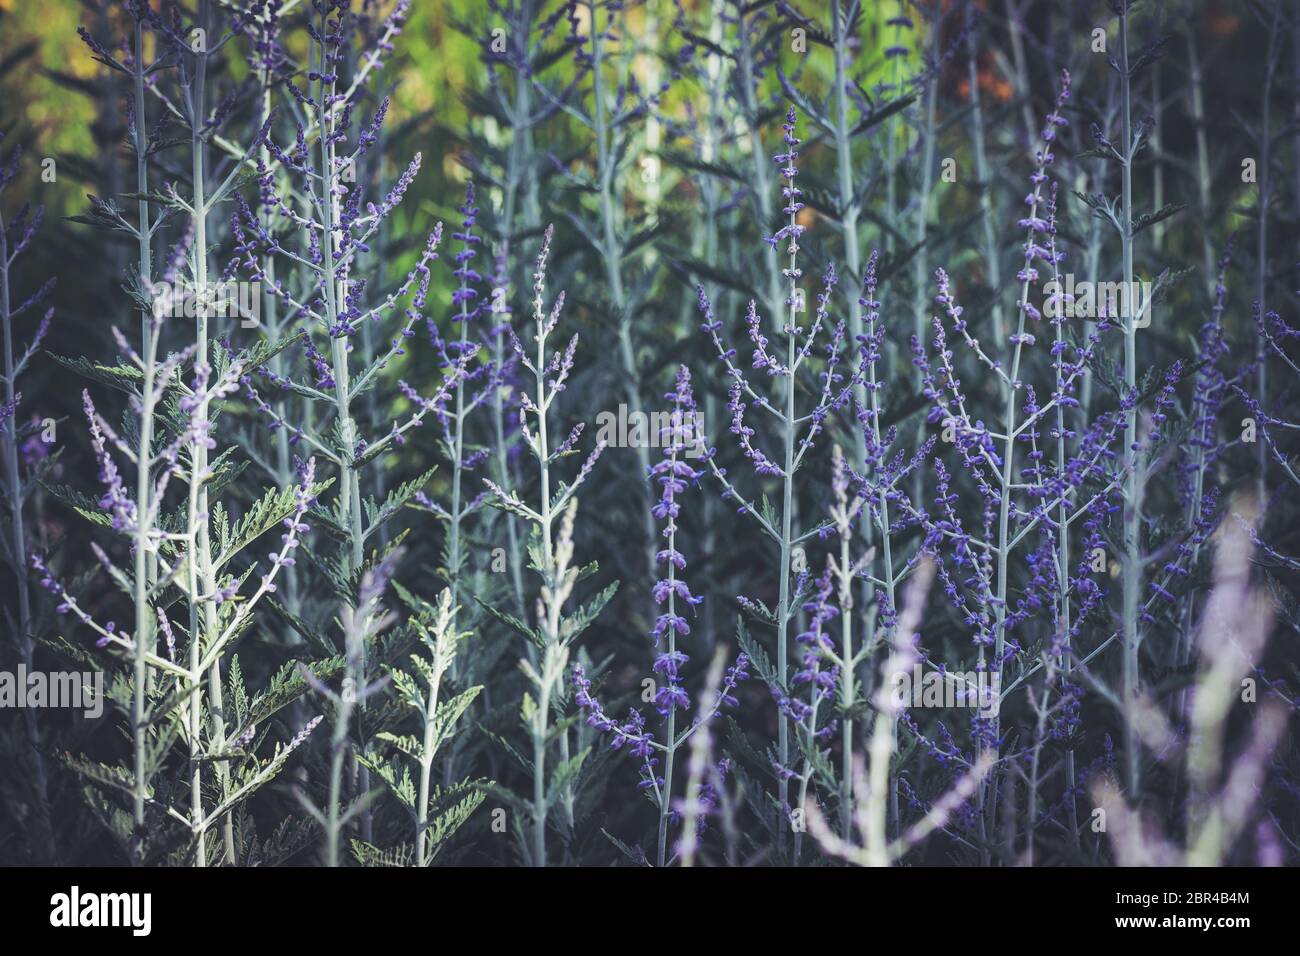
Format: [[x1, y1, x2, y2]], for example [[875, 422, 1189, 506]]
[[133, 16, 154, 358], [1079, 164, 1102, 417], [655, 475, 679, 868], [257, 128, 301, 618], [909, 13, 940, 514], [987, 98, 1053, 856], [186, 388, 208, 866], [989, 333, 1025, 862], [126, 10, 159, 863], [793, 643, 825, 862], [448, 286, 470, 611], [1025, 685, 1050, 865], [775, 200, 800, 856], [862, 272, 900, 836], [415, 662, 444, 866], [1255, 3, 1282, 503], [1175, 251, 1231, 715], [837, 530, 854, 838], [1051, 243, 1078, 852], [831, 1, 874, 551], [326, 708, 347, 866], [325, 626, 360, 867], [133, 328, 160, 864], [529, 275, 557, 866], [317, 33, 372, 844], [187, 0, 229, 862], [678, 649, 726, 867], [1118, 5, 1142, 798], [864, 697, 894, 867], [486, 22, 535, 617], [588, 0, 655, 588], [132, 11, 161, 620], [531, 695, 548, 866]]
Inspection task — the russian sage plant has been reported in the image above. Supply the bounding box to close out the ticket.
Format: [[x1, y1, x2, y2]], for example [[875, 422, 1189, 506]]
[[483, 225, 615, 866], [696, 108, 858, 856]]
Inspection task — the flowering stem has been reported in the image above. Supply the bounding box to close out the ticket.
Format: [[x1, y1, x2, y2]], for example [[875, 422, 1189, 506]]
[[860, 259, 899, 834], [132, 14, 153, 358], [1048, 204, 1078, 851], [313, 7, 372, 844], [655, 510, 678, 868], [253, 39, 301, 620], [983, 69, 1065, 856], [838, 554, 854, 839], [522, 233, 563, 866], [447, 211, 473, 611], [830, 2, 874, 560], [736, 10, 783, 322], [186, 0, 229, 864], [491, 23, 535, 614], [131, 8, 161, 647], [909, 11, 939, 516], [133, 332, 161, 865], [1255, 2, 1282, 504], [775, 271, 796, 854], [1117, 5, 1141, 798]]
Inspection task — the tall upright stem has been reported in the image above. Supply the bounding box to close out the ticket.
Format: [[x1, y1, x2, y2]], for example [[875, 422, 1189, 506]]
[[307, 6, 371, 845], [186, 0, 229, 863], [655, 462, 679, 868], [861, 273, 899, 836], [588, 0, 655, 587], [831, 2, 873, 554], [448, 220, 472, 609], [909, 14, 939, 510], [415, 664, 443, 866], [774, 193, 801, 854], [527, 245, 560, 866], [1118, 7, 1142, 798], [1255, 5, 1281, 503]]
